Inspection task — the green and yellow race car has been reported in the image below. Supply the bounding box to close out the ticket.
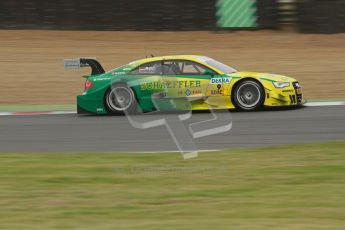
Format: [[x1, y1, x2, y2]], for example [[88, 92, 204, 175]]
[[64, 55, 303, 115]]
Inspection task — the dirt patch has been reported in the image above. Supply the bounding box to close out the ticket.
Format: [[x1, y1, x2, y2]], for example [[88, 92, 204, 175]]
[[0, 30, 344, 104]]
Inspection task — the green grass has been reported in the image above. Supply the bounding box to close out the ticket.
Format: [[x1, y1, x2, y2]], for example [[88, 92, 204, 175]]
[[0, 142, 345, 230]]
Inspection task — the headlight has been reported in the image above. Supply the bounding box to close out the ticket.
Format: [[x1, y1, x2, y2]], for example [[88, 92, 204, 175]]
[[273, 82, 290, 88]]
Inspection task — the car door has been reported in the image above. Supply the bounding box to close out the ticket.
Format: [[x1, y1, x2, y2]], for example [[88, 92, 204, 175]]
[[161, 60, 218, 98], [160, 59, 232, 109]]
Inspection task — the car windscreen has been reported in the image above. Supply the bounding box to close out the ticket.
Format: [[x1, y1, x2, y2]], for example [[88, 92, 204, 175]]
[[198, 57, 238, 74]]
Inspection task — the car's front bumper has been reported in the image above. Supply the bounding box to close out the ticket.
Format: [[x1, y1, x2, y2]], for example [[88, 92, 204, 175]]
[[264, 82, 304, 107]]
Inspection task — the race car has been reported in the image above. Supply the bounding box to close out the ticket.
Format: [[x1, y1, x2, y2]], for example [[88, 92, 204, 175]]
[[64, 55, 303, 115]]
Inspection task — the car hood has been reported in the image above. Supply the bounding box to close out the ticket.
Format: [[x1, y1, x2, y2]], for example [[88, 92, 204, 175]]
[[229, 71, 297, 83]]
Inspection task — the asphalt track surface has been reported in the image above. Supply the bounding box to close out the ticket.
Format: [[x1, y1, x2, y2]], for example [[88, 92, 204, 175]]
[[0, 106, 344, 152]]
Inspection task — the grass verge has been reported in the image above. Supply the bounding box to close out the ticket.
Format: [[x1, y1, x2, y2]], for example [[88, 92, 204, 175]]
[[0, 141, 344, 230]]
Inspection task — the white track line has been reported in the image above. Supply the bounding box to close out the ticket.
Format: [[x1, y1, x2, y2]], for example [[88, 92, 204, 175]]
[[0, 101, 344, 116], [304, 101, 345, 107], [0, 111, 76, 116], [49, 111, 77, 115], [0, 112, 12, 116], [128, 149, 221, 154]]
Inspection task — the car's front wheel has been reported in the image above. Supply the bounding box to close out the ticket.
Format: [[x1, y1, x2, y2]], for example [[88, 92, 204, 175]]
[[232, 80, 264, 111], [105, 83, 138, 114]]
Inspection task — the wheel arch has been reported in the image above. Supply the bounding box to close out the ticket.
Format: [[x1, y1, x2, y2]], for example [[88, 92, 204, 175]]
[[103, 81, 140, 113], [231, 77, 266, 109]]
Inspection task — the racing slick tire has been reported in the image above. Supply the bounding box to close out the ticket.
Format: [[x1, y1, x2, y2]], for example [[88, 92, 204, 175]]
[[232, 79, 265, 111], [105, 83, 138, 114]]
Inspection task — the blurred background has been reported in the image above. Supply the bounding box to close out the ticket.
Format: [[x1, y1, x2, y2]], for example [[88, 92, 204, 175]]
[[1, 0, 344, 32], [0, 2, 345, 229], [0, 0, 344, 105]]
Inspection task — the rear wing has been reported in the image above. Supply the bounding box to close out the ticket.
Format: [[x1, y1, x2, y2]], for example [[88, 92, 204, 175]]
[[64, 58, 105, 75]]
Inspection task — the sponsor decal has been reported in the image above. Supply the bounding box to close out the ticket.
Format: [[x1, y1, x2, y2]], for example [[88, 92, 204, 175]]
[[185, 89, 191, 96], [211, 84, 223, 95], [140, 80, 201, 91], [210, 77, 231, 84], [211, 90, 222, 95], [112, 72, 126, 75], [94, 78, 110, 81], [282, 90, 294, 93], [139, 66, 156, 73], [192, 90, 202, 94], [152, 92, 167, 98]]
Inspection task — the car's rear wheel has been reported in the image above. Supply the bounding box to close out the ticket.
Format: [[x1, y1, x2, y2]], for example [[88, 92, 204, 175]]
[[232, 80, 264, 111], [105, 83, 138, 114]]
